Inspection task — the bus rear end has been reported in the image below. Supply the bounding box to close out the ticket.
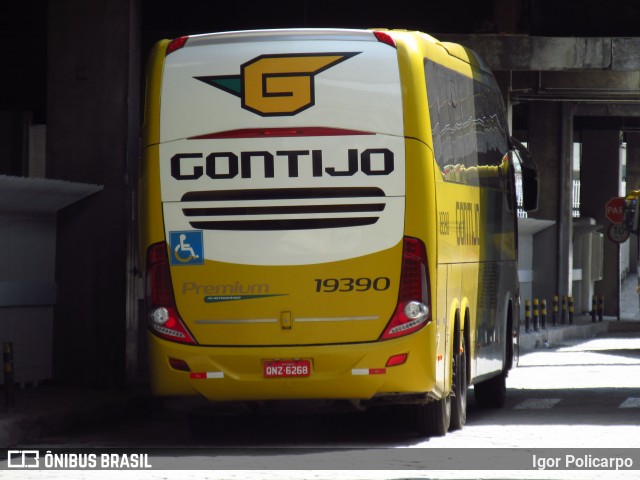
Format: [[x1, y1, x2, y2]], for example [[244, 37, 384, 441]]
[[139, 29, 436, 404]]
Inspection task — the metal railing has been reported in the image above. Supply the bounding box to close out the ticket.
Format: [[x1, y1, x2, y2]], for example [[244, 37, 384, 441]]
[[516, 177, 581, 218], [572, 180, 581, 218]]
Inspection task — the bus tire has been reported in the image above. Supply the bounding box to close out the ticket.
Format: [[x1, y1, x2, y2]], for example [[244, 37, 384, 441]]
[[474, 371, 507, 409], [416, 395, 451, 437], [450, 331, 467, 430]]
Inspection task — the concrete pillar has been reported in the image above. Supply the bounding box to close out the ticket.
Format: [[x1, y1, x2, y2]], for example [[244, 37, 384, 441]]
[[626, 132, 640, 272], [47, 0, 140, 385], [558, 104, 575, 299], [580, 129, 623, 318], [527, 102, 572, 308]]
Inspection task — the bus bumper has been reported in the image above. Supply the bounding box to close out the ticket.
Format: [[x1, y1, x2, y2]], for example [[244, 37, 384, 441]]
[[147, 329, 438, 402]]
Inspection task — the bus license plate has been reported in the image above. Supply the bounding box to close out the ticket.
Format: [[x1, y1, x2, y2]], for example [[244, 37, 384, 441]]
[[263, 359, 311, 378]]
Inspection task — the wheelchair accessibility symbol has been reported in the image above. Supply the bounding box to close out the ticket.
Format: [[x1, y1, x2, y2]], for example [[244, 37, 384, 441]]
[[169, 231, 204, 265]]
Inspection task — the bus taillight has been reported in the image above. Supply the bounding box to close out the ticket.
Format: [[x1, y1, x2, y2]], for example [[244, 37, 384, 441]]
[[166, 36, 188, 55], [146, 242, 197, 345], [380, 236, 431, 340], [373, 31, 396, 48]]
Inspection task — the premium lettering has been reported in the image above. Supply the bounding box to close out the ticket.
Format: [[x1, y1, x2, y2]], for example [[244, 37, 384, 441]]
[[182, 281, 269, 295]]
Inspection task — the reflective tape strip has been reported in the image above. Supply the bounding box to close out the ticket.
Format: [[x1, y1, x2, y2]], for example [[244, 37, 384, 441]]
[[352, 368, 386, 376], [620, 397, 640, 408], [190, 372, 224, 379]]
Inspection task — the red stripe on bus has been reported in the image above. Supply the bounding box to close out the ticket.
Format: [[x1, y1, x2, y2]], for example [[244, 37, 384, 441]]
[[188, 127, 375, 139]]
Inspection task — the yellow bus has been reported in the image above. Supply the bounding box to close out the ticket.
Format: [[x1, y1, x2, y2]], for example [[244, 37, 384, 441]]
[[138, 28, 538, 437]]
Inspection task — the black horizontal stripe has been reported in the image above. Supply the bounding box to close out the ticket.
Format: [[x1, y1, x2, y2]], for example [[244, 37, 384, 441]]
[[189, 217, 378, 231], [182, 203, 385, 217], [181, 187, 385, 202]]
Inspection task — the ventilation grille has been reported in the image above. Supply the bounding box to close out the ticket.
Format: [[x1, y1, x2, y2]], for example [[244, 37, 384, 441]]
[[180, 187, 386, 231]]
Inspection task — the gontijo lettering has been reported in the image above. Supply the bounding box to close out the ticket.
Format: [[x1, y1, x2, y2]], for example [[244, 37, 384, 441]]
[[170, 148, 395, 180], [456, 201, 480, 246]]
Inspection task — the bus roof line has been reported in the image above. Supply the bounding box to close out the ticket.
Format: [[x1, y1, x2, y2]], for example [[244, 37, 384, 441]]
[[181, 28, 379, 48]]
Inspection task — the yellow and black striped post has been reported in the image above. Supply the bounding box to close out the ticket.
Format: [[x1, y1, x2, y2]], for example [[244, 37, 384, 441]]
[[552, 295, 558, 326], [591, 295, 597, 323], [541, 299, 547, 329], [568, 296, 574, 325], [3, 342, 15, 410], [561, 295, 567, 325], [525, 299, 531, 333], [533, 298, 540, 331]]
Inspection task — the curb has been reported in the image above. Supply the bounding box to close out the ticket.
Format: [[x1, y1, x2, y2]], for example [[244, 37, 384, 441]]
[[519, 318, 640, 352]]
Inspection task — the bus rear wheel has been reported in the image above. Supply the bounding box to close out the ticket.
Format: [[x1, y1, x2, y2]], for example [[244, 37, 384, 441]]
[[416, 394, 451, 437], [450, 333, 467, 430]]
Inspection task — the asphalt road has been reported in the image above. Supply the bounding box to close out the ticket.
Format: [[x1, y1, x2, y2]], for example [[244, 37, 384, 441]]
[[4, 332, 640, 479]]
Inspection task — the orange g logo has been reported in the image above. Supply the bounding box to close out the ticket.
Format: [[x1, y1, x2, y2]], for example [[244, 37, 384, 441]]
[[195, 52, 359, 116]]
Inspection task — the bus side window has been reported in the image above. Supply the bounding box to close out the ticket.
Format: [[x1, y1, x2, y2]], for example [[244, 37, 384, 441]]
[[426, 58, 510, 188]]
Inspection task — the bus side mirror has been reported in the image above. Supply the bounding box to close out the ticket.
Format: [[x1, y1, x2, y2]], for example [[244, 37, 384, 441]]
[[510, 137, 539, 212]]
